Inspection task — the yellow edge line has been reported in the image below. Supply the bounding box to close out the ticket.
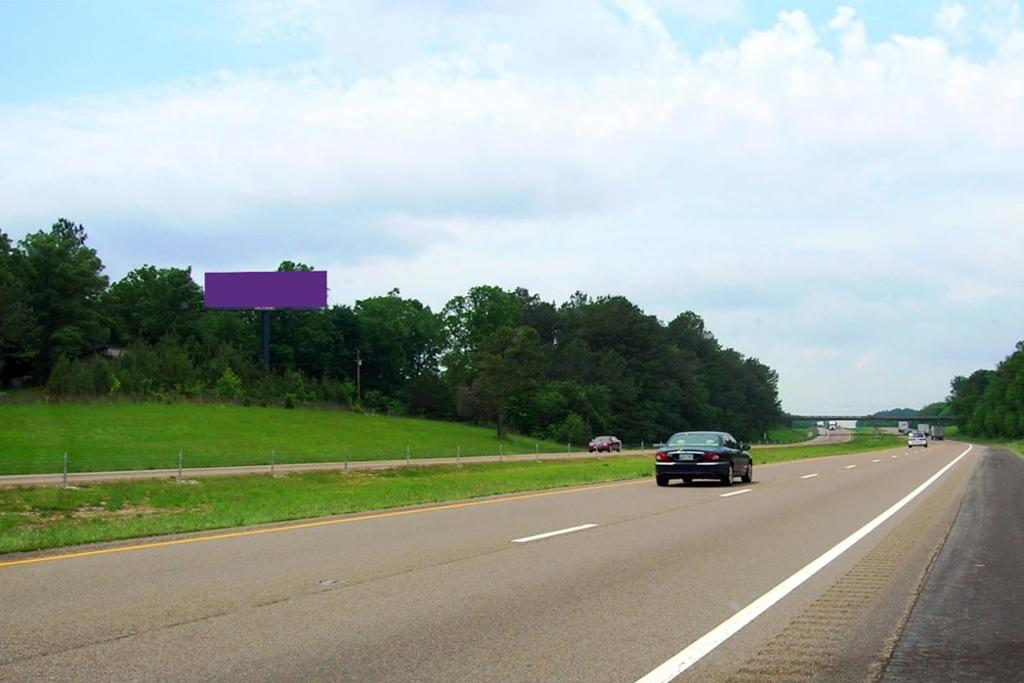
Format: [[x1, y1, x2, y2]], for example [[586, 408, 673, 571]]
[[0, 478, 647, 569]]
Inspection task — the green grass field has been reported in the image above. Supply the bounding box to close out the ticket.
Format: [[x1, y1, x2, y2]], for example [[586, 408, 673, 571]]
[[0, 401, 566, 474], [752, 433, 905, 464], [762, 426, 816, 444], [0, 433, 909, 555]]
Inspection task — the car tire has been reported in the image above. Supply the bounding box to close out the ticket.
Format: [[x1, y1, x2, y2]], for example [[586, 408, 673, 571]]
[[741, 461, 753, 483], [925, 443, 928, 448], [722, 465, 734, 486], [656, 476, 670, 487]]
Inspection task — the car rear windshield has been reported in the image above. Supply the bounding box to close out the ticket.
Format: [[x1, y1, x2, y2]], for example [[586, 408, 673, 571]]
[[666, 432, 722, 447], [594, 436, 612, 442]]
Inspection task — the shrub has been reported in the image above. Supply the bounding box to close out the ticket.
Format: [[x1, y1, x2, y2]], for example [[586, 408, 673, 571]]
[[215, 368, 243, 401], [548, 412, 591, 446]]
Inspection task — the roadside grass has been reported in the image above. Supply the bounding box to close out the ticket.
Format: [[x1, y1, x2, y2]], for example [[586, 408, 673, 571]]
[[0, 401, 565, 475], [762, 426, 816, 444], [945, 426, 1024, 458], [0, 458, 653, 554], [1, 433, 908, 555], [752, 433, 905, 465]]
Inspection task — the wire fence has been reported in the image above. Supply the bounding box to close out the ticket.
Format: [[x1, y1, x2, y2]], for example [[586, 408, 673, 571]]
[[0, 441, 658, 483]]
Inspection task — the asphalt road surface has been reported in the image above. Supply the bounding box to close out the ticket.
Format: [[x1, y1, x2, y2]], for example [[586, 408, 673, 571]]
[[879, 446, 1024, 681], [1, 440, 1000, 682], [0, 430, 852, 488]]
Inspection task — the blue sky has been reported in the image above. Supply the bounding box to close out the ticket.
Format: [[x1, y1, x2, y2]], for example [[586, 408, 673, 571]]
[[1, 0, 1022, 413], [0, 0, 1004, 103], [0, 1, 314, 103]]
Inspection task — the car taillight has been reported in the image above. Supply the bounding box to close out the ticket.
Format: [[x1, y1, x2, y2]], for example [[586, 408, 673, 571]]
[[655, 451, 671, 462], [702, 452, 720, 461]]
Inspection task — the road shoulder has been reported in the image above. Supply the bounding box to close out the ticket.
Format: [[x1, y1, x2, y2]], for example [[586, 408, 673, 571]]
[[710, 445, 976, 682], [878, 446, 1024, 681]]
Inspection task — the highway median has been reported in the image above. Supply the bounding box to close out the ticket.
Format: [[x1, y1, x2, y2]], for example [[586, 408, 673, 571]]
[[1, 433, 907, 556]]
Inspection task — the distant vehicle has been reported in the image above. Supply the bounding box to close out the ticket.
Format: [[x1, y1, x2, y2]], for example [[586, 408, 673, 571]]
[[588, 435, 622, 453], [816, 420, 825, 428], [907, 431, 929, 448], [931, 425, 945, 440], [654, 431, 752, 487], [918, 423, 930, 436], [898, 421, 910, 434], [827, 420, 838, 431]]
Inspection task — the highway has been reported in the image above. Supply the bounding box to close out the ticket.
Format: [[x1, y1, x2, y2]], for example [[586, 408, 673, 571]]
[[0, 440, 1003, 681]]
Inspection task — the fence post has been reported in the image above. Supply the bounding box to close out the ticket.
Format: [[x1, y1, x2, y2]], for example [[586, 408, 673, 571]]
[[567, 442, 571, 456], [499, 441, 503, 462], [406, 444, 410, 466], [535, 443, 539, 462], [177, 450, 183, 483], [62, 452, 68, 488], [344, 459, 348, 474], [641, 440, 645, 455], [271, 448, 276, 477]]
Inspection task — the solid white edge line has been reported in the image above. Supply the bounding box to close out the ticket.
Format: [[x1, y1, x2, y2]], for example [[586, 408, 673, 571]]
[[511, 523, 598, 544], [800, 473, 819, 479], [634, 444, 973, 683]]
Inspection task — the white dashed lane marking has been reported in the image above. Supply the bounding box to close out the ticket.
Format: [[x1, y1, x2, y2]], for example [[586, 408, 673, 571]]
[[511, 524, 598, 544]]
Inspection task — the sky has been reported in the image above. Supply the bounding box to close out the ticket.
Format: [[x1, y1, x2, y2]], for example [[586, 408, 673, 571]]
[[1, 0, 1022, 415]]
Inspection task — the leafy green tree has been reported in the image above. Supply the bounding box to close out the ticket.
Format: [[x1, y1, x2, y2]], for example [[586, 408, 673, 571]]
[[472, 326, 545, 438], [949, 369, 994, 435], [105, 265, 204, 345], [14, 219, 109, 377], [441, 286, 522, 384], [948, 342, 1024, 438], [0, 230, 39, 380], [355, 289, 442, 399]]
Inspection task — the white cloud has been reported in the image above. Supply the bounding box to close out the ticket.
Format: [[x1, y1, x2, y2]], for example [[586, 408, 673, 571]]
[[935, 3, 969, 40], [3, 4, 1024, 412]]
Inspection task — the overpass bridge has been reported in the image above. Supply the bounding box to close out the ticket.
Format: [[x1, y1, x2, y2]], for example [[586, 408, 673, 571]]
[[787, 415, 957, 426]]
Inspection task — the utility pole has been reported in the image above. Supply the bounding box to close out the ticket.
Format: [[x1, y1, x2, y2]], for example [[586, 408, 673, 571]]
[[356, 350, 362, 404], [260, 309, 271, 367]]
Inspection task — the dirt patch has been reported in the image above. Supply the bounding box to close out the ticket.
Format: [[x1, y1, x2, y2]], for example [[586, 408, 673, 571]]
[[72, 503, 163, 519], [15, 503, 167, 530]]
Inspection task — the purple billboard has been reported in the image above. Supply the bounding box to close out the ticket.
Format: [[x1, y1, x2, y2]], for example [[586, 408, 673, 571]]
[[204, 271, 327, 310]]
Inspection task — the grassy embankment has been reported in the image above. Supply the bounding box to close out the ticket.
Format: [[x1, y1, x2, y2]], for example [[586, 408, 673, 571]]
[[0, 401, 566, 475], [763, 426, 816, 444], [944, 426, 1023, 457], [0, 426, 905, 555]]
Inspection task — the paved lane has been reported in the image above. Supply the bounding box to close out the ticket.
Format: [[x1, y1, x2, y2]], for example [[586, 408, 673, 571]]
[[0, 441, 977, 681]]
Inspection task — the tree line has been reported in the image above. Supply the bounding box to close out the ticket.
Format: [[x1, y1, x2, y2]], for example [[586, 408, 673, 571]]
[[0, 219, 784, 443], [947, 341, 1024, 439]]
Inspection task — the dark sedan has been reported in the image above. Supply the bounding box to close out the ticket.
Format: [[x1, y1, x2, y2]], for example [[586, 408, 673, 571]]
[[654, 431, 753, 487]]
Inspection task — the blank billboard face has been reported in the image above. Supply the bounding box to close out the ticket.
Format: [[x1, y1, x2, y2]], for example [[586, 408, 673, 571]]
[[204, 271, 327, 309]]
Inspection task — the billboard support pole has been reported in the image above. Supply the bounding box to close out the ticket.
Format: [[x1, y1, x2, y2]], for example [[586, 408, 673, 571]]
[[260, 310, 270, 367]]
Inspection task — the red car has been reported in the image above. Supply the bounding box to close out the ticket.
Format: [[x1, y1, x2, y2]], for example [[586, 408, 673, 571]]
[[588, 435, 622, 453]]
